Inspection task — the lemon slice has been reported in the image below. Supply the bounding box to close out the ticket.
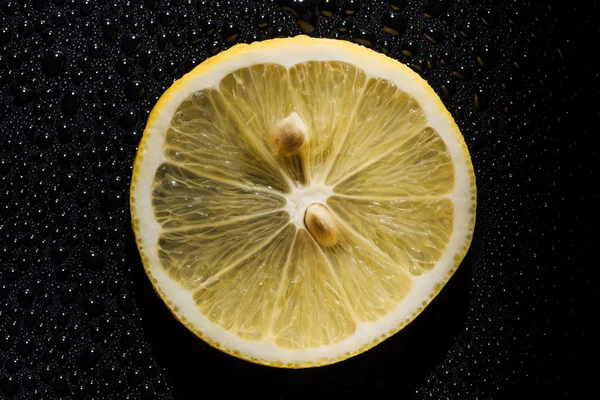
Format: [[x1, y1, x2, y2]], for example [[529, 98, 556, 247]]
[[130, 36, 476, 368]]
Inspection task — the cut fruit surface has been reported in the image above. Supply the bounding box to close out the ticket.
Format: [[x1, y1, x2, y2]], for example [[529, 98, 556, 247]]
[[130, 36, 476, 368]]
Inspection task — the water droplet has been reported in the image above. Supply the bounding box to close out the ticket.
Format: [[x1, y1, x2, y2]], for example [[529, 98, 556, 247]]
[[102, 19, 118, 42], [423, 0, 449, 18], [115, 59, 132, 77], [19, 20, 34, 37], [13, 85, 35, 105], [152, 66, 166, 81], [278, 0, 310, 17], [0, 27, 11, 45], [401, 41, 418, 57], [343, 0, 361, 16], [240, 6, 252, 19], [338, 19, 352, 33], [88, 43, 104, 58], [169, 32, 184, 47], [165, 60, 181, 77], [479, 8, 498, 26], [513, 53, 531, 70], [271, 26, 289, 39], [42, 29, 56, 44], [79, 0, 93, 15], [2, 1, 19, 16], [407, 59, 427, 74], [476, 45, 497, 68], [508, 7, 524, 26], [102, 365, 119, 382], [120, 330, 135, 349], [473, 87, 490, 111], [145, 17, 159, 33], [1, 376, 20, 397], [51, 247, 69, 265], [60, 172, 78, 192], [122, 33, 142, 53], [503, 99, 522, 114], [40, 364, 55, 383], [42, 52, 65, 77], [84, 250, 105, 270], [118, 294, 134, 312], [17, 339, 35, 356], [297, 11, 318, 34], [318, 0, 335, 17], [72, 70, 86, 84], [0, 334, 13, 351], [187, 29, 203, 45], [159, 11, 177, 27], [382, 12, 404, 36], [352, 30, 376, 48], [389, 0, 406, 11], [256, 14, 269, 30], [423, 28, 442, 44], [178, 12, 191, 26], [128, 370, 144, 386], [144, 0, 160, 9], [141, 384, 157, 400], [439, 50, 453, 65], [459, 21, 476, 38], [452, 65, 472, 80], [222, 22, 240, 43], [139, 50, 155, 69], [501, 74, 520, 91], [77, 348, 100, 369], [61, 91, 81, 114], [125, 81, 146, 100], [157, 33, 170, 51], [22, 375, 36, 389], [52, 375, 70, 396], [18, 288, 35, 307], [34, 18, 49, 33], [440, 11, 452, 26], [379, 39, 391, 55]]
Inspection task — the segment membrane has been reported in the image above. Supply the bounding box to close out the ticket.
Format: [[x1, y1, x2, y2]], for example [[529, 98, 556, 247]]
[[157, 212, 289, 290]]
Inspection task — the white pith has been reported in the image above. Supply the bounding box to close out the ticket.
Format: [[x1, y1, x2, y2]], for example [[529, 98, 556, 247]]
[[285, 183, 334, 228], [131, 38, 475, 365]]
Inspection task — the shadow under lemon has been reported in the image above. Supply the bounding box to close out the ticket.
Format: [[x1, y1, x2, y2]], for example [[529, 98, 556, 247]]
[[127, 229, 472, 399]]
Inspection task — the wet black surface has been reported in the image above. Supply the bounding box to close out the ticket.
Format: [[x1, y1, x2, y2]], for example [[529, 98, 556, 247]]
[[0, 1, 598, 399]]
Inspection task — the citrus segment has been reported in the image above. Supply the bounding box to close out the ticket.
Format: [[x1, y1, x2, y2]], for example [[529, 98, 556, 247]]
[[152, 163, 286, 230], [193, 224, 297, 341], [328, 196, 454, 276], [218, 64, 306, 185], [318, 221, 412, 323], [288, 61, 368, 183], [157, 211, 289, 290], [271, 229, 357, 349], [333, 127, 455, 197], [165, 88, 290, 192], [325, 77, 427, 186]]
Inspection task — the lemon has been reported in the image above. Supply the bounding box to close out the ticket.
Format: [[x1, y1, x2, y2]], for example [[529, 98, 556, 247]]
[[130, 36, 476, 368]]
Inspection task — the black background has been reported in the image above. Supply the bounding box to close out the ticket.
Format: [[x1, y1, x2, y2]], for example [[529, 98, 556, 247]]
[[0, 0, 598, 399]]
